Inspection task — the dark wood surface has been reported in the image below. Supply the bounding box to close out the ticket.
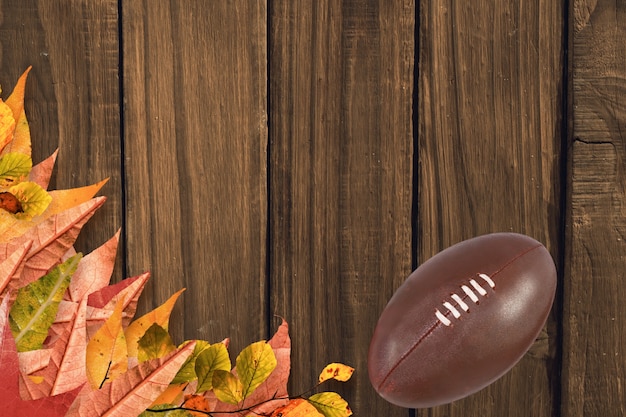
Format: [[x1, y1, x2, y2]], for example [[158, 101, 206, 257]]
[[562, 1, 626, 416], [417, 1, 565, 416], [0, 0, 123, 275], [122, 0, 268, 350], [0, 0, 624, 415], [269, 1, 414, 414]]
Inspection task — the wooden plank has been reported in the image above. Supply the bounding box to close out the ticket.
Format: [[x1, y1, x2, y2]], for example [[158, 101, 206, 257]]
[[418, 0, 563, 415], [0, 0, 123, 275], [562, 1, 626, 415], [122, 1, 267, 349], [269, 1, 414, 415]]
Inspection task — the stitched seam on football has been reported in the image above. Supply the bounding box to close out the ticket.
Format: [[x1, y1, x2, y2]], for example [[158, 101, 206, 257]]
[[376, 243, 544, 391]]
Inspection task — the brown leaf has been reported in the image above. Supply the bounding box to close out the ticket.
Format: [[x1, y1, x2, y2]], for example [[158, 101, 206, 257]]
[[0, 191, 23, 213]]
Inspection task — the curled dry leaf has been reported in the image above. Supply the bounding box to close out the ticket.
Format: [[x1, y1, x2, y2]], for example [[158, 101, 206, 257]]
[[318, 363, 354, 383]]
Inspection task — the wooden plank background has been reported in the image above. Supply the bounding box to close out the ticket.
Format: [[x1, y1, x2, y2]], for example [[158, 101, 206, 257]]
[[0, 0, 624, 416], [562, 1, 626, 416], [417, 1, 564, 416]]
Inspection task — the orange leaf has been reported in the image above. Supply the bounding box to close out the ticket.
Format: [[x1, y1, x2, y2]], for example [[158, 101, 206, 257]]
[[125, 288, 185, 359], [184, 393, 212, 416], [66, 341, 196, 417], [271, 398, 323, 417], [45, 178, 108, 216], [150, 382, 187, 407], [2, 67, 32, 156]]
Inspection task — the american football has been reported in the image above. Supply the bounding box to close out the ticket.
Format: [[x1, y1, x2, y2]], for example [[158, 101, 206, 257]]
[[368, 233, 557, 408]]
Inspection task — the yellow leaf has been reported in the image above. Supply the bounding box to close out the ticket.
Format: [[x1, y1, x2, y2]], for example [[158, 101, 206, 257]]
[[125, 288, 185, 359], [212, 369, 243, 405], [318, 363, 354, 383], [86, 296, 128, 389], [172, 339, 211, 384], [6, 110, 31, 156], [9, 181, 52, 218], [308, 392, 352, 417], [0, 152, 31, 187], [137, 323, 176, 362], [195, 342, 231, 392], [0, 101, 16, 152], [236, 340, 277, 399]]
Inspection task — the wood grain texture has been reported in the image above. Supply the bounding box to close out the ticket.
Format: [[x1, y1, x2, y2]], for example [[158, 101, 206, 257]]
[[0, 0, 123, 276], [562, 1, 626, 415], [122, 1, 267, 349], [418, 0, 564, 415], [269, 1, 414, 415]]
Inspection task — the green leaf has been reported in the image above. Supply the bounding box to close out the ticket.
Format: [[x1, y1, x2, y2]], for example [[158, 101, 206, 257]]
[[195, 342, 231, 392], [10, 181, 52, 217], [212, 369, 243, 404], [9, 254, 82, 351], [308, 392, 353, 417], [137, 323, 177, 362], [138, 404, 194, 417], [236, 340, 277, 399], [0, 152, 31, 187], [171, 339, 211, 384]]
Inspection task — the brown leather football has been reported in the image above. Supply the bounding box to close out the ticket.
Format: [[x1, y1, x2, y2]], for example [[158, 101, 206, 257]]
[[368, 233, 557, 408]]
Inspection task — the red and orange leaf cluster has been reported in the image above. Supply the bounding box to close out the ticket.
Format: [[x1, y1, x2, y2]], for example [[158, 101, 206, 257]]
[[0, 69, 354, 417]]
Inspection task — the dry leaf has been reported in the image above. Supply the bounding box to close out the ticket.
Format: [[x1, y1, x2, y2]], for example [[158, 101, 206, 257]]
[[86, 296, 128, 389], [66, 341, 196, 417], [0, 296, 80, 416], [125, 289, 185, 359], [318, 363, 354, 383]]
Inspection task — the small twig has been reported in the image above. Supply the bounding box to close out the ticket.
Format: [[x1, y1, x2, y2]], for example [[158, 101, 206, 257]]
[[99, 361, 113, 389]]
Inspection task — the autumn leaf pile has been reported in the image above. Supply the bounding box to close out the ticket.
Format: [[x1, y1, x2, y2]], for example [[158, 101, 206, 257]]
[[0, 69, 353, 417]]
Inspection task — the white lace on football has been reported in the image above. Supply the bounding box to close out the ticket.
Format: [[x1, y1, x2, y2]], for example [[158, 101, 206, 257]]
[[436, 273, 495, 326]]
